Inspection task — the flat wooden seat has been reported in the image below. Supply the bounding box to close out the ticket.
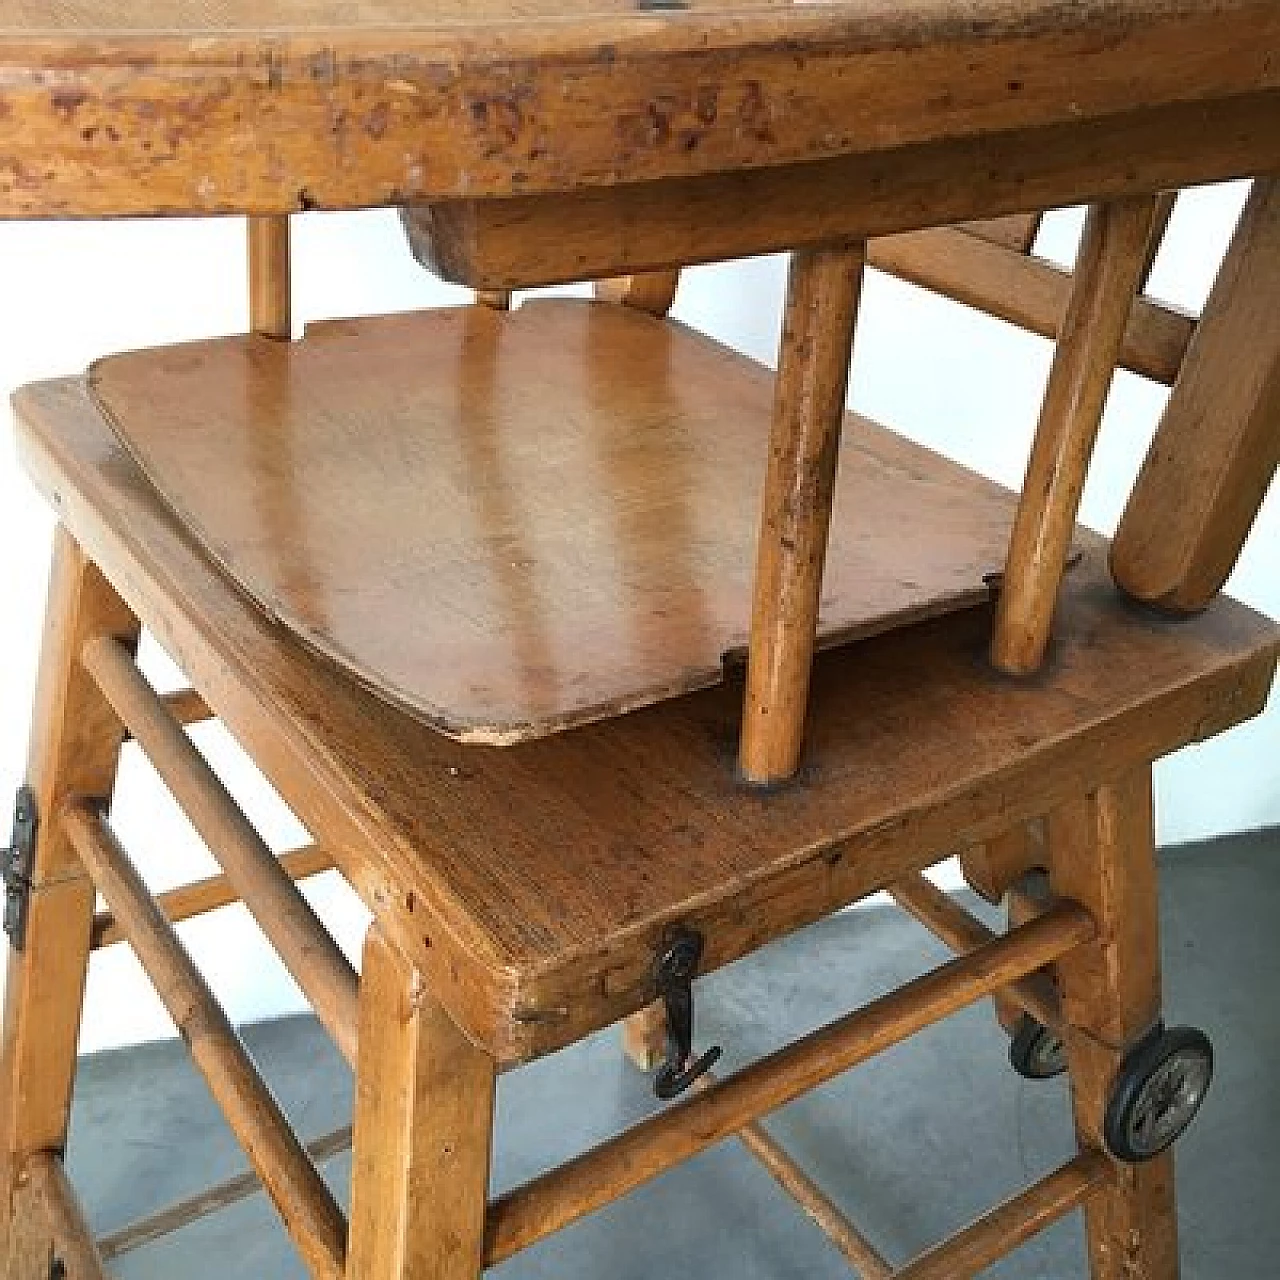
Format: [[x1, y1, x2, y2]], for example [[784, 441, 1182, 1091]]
[[15, 374, 1278, 1068], [87, 300, 1026, 742]]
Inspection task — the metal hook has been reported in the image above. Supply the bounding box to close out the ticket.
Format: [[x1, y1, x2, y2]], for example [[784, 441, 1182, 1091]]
[[653, 927, 721, 1101]]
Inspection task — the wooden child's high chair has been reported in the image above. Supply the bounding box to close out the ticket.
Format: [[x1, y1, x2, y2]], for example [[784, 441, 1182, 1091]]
[[2, 4, 1280, 1279]]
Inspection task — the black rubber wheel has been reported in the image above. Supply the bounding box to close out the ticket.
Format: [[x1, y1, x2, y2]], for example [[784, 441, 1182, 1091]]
[[1009, 1013, 1068, 1080], [1103, 1024, 1214, 1163]]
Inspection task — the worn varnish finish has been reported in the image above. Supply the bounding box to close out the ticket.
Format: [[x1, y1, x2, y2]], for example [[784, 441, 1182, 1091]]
[[349, 927, 494, 1280], [740, 243, 864, 784], [0, 529, 137, 1273], [0, 2, 1277, 218], [404, 88, 1280, 291], [992, 196, 1161, 675], [87, 300, 1025, 743], [14, 379, 1279, 1064], [1113, 178, 1280, 614]]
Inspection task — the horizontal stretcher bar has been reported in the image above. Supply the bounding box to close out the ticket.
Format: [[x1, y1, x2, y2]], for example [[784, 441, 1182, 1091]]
[[91, 842, 335, 951], [484, 899, 1096, 1264]]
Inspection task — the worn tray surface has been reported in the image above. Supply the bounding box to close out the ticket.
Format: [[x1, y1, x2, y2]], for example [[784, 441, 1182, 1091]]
[[16, 371, 1280, 1061], [89, 300, 1024, 744]]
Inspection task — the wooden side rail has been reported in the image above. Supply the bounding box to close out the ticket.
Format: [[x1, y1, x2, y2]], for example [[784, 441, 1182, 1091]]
[[1112, 177, 1280, 613], [60, 802, 348, 1280], [888, 873, 1061, 1033], [894, 1151, 1113, 1280], [90, 842, 336, 950], [485, 900, 1095, 1264], [80, 635, 359, 1068]]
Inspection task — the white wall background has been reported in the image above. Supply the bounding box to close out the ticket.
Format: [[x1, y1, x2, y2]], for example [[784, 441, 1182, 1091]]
[[1, 182, 1275, 1052]]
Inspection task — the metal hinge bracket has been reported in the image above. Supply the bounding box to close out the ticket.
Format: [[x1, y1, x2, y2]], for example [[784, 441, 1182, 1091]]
[[2, 785, 38, 951]]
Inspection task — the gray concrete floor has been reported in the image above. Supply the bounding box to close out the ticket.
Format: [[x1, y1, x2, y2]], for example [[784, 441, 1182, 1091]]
[[67, 832, 1280, 1278]]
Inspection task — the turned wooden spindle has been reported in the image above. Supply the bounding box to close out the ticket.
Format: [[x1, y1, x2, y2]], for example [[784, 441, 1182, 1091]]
[[248, 214, 291, 340], [991, 196, 1161, 675], [739, 243, 865, 785]]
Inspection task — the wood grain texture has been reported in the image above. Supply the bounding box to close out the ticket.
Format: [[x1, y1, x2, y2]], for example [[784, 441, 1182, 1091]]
[[14, 377, 1278, 1064], [0, 528, 137, 1271], [348, 926, 493, 1280], [403, 88, 1280, 291], [62, 802, 348, 1280], [866, 227, 1194, 387], [1048, 773, 1180, 1279], [0, 2, 1277, 216], [992, 196, 1161, 675], [740, 243, 864, 784], [1112, 178, 1280, 614], [88, 299, 1024, 743]]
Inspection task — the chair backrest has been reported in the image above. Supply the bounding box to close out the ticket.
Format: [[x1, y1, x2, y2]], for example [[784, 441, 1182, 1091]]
[[245, 188, 1278, 781]]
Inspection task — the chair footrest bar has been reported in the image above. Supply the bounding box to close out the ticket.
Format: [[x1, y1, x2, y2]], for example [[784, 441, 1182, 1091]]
[[20, 1151, 110, 1280], [893, 1150, 1114, 1280], [60, 800, 348, 1280], [484, 900, 1096, 1265]]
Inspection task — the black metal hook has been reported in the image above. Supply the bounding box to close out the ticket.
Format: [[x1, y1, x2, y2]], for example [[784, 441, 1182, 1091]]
[[653, 927, 721, 1101]]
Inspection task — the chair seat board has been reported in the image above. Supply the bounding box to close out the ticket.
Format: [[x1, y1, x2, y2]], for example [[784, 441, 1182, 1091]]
[[15, 374, 1278, 1062], [87, 299, 1029, 744]]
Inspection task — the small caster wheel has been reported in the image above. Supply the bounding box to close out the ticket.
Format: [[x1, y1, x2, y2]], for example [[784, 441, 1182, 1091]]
[[1009, 1013, 1068, 1080], [1104, 1024, 1214, 1163]]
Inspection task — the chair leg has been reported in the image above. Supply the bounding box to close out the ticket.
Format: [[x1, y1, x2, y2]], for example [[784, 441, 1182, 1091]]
[[1, 529, 139, 1278], [621, 1002, 667, 1072], [348, 925, 496, 1280], [1047, 769, 1179, 1280]]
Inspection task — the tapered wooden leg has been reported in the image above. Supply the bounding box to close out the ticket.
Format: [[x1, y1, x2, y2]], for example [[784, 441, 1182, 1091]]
[[349, 925, 495, 1280], [621, 1002, 667, 1072], [739, 242, 865, 785], [1047, 770, 1179, 1280], [1, 529, 139, 1276]]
